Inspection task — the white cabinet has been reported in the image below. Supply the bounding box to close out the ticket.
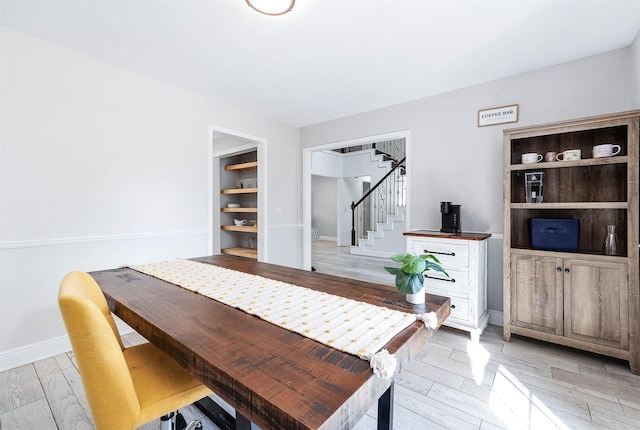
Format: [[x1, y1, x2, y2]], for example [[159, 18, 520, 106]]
[[405, 230, 491, 341]]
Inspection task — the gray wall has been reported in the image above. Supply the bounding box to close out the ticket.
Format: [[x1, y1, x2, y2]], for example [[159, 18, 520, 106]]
[[0, 27, 301, 368], [301, 45, 638, 316], [632, 29, 640, 107]]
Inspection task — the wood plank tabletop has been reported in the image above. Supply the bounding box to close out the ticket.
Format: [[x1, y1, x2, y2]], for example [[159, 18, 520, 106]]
[[91, 255, 450, 430], [404, 230, 492, 241]]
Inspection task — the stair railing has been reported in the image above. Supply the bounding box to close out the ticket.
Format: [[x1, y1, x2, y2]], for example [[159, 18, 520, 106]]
[[351, 157, 406, 246], [333, 139, 405, 164]]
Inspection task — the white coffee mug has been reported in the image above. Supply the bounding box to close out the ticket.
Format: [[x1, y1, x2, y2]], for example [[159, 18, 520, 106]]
[[522, 153, 543, 164], [593, 143, 621, 158], [556, 149, 581, 161], [234, 219, 247, 226]]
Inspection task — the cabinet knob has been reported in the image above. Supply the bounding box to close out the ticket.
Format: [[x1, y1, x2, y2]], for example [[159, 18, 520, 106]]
[[450, 304, 456, 309], [565, 268, 570, 273], [557, 267, 562, 272]]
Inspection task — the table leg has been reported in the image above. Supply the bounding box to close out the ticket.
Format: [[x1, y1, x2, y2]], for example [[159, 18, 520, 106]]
[[377, 381, 394, 430], [194, 397, 235, 430], [236, 412, 252, 430]]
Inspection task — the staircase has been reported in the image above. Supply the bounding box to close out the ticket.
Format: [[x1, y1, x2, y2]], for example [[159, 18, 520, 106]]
[[350, 153, 406, 258], [350, 206, 406, 257]]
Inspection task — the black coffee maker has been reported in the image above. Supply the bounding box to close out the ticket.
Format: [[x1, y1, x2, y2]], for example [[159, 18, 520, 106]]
[[440, 202, 461, 233]]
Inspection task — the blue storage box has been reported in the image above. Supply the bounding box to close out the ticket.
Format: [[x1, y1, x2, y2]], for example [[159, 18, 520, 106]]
[[530, 218, 580, 252]]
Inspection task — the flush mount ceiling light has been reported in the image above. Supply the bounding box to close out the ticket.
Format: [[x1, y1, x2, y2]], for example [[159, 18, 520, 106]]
[[246, 0, 295, 16]]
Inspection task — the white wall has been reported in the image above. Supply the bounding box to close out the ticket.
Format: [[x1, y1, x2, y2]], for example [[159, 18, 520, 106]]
[[0, 27, 301, 370], [338, 178, 365, 246], [311, 175, 337, 239], [310, 150, 343, 177], [341, 151, 388, 183], [301, 46, 636, 317]]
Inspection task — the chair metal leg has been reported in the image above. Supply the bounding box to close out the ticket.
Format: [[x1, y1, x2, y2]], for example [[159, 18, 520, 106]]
[[175, 411, 187, 429], [185, 420, 203, 430], [160, 411, 202, 430], [160, 412, 174, 430]]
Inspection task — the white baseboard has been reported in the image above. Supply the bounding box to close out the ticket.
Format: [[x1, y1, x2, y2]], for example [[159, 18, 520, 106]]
[[0, 321, 134, 372], [488, 310, 504, 327], [0, 335, 72, 372], [318, 236, 337, 241]]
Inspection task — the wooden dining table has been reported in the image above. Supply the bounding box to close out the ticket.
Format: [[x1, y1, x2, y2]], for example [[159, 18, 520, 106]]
[[90, 255, 450, 430]]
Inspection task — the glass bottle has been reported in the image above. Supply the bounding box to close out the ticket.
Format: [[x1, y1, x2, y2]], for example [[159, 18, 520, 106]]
[[603, 225, 618, 256]]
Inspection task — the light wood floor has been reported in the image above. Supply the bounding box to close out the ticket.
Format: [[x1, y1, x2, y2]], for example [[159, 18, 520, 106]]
[[2, 241, 640, 429]]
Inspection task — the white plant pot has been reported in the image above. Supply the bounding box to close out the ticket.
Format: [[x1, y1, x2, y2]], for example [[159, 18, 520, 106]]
[[405, 286, 425, 305]]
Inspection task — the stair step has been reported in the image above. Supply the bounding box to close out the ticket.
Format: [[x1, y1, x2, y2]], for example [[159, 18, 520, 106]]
[[352, 205, 407, 257]]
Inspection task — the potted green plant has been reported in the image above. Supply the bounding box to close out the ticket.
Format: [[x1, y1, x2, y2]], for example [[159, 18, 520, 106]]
[[384, 253, 448, 304]]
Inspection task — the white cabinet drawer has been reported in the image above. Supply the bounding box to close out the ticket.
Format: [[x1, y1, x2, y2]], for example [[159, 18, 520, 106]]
[[448, 297, 470, 321], [410, 239, 469, 268], [424, 268, 469, 296]]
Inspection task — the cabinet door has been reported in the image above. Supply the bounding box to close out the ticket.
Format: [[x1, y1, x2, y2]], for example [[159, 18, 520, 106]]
[[564, 259, 629, 350], [511, 253, 563, 335]]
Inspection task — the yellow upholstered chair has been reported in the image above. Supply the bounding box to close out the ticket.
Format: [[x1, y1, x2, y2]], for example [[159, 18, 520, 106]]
[[58, 271, 212, 430]]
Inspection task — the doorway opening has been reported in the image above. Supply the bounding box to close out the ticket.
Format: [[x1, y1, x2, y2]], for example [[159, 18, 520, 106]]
[[303, 130, 411, 271], [209, 125, 267, 261]]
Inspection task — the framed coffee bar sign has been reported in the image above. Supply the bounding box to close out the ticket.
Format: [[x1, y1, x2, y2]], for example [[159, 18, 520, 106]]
[[478, 104, 519, 127]]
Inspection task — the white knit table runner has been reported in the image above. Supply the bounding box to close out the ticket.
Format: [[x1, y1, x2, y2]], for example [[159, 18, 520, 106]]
[[128, 258, 439, 379]]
